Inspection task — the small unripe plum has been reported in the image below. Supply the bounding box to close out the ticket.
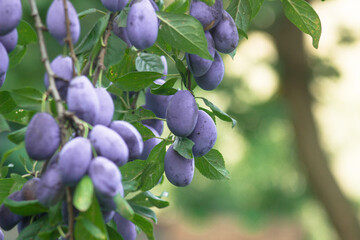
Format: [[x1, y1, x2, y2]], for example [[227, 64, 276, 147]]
[[58, 137, 92, 186], [101, 0, 128, 12], [67, 76, 100, 125], [102, 210, 115, 223], [186, 31, 215, 77], [188, 110, 217, 157], [190, 0, 223, 30], [127, 0, 158, 49], [139, 125, 161, 160], [145, 79, 173, 118], [0, 73, 6, 88], [0, 191, 23, 231], [194, 51, 224, 91], [21, 178, 40, 201], [0, 29, 18, 53], [44, 55, 74, 100], [46, 0, 80, 45], [164, 145, 194, 187], [89, 125, 129, 166], [110, 121, 143, 161], [112, 19, 132, 47], [93, 88, 114, 126], [0, 0, 22, 36], [161, 56, 167, 80], [36, 155, 65, 207], [25, 112, 60, 160], [114, 213, 137, 240], [166, 90, 198, 137], [0, 43, 9, 79], [210, 10, 239, 53]]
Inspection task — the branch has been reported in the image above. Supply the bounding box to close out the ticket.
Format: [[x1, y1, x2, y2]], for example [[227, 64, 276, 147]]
[[66, 187, 74, 240]]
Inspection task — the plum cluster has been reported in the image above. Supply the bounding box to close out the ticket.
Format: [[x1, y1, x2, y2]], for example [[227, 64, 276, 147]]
[[187, 0, 238, 91], [0, 0, 22, 88]]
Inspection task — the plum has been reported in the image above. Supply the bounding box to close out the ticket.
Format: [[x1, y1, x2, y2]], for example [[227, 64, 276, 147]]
[[194, 51, 224, 91], [126, 0, 158, 49], [93, 88, 114, 126], [114, 213, 137, 240], [145, 79, 173, 118], [141, 118, 163, 136], [89, 125, 129, 166], [102, 210, 115, 223], [21, 178, 40, 201], [0, 73, 6, 88], [166, 90, 198, 137], [188, 110, 217, 157], [160, 56, 167, 80], [58, 137, 92, 186], [46, 0, 80, 45], [0, 0, 22, 36], [101, 0, 128, 12], [0, 43, 9, 79], [186, 31, 215, 77], [67, 76, 100, 125], [44, 55, 74, 100], [210, 10, 239, 53], [190, 0, 223, 30], [112, 18, 132, 47], [164, 145, 194, 187], [139, 125, 161, 160], [0, 229, 3, 240], [25, 112, 60, 160], [0, 29, 17, 53], [0, 191, 23, 230], [89, 156, 122, 198], [36, 155, 65, 207], [110, 121, 143, 161], [17, 217, 31, 233]]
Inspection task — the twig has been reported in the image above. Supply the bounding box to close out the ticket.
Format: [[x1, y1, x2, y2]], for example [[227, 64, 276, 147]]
[[65, 187, 74, 240], [92, 13, 116, 86], [130, 92, 140, 109]]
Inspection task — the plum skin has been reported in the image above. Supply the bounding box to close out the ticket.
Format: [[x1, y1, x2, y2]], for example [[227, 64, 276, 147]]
[[112, 18, 132, 47], [0, 191, 23, 231], [101, 0, 128, 12], [164, 145, 194, 187], [194, 51, 224, 91], [46, 0, 80, 45], [139, 125, 161, 160], [190, 0, 223, 30], [25, 112, 60, 160], [166, 90, 198, 137], [93, 88, 114, 126], [114, 213, 137, 240], [0, 0, 22, 36], [188, 110, 217, 157], [0, 29, 18, 53], [21, 178, 40, 201], [0, 43, 9, 81], [145, 79, 173, 118]]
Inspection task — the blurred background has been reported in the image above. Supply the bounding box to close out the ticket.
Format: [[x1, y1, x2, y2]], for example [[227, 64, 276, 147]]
[[1, 0, 360, 239]]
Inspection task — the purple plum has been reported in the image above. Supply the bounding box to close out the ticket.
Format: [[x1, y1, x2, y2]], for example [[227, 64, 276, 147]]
[[25, 112, 60, 160], [160, 56, 167, 80], [127, 0, 158, 49], [0, 229, 3, 240], [102, 210, 115, 223], [188, 110, 217, 157], [93, 88, 114, 126], [166, 90, 198, 137], [0, 0, 22, 36], [145, 79, 173, 118], [89, 125, 129, 166], [194, 51, 224, 91], [0, 191, 23, 230], [46, 0, 80, 45], [101, 0, 128, 12], [0, 28, 17, 53], [139, 125, 161, 160], [112, 18, 132, 47], [114, 213, 137, 240], [141, 118, 164, 136], [190, 0, 223, 30], [0, 73, 6, 88], [21, 178, 40, 201], [0, 43, 9, 79]]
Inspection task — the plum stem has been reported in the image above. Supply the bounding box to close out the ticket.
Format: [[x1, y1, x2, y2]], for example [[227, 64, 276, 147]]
[[65, 187, 74, 240]]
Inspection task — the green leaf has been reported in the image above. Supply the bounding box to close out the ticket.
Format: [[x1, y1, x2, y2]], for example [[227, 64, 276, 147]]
[[0, 178, 15, 205], [140, 141, 166, 191], [282, 0, 322, 48], [17, 20, 37, 45], [107, 49, 137, 81], [9, 45, 27, 68], [120, 160, 148, 182], [195, 149, 230, 180], [78, 217, 107, 240], [78, 8, 99, 19], [227, 0, 252, 38], [199, 0, 215, 6], [3, 108, 35, 125], [173, 56, 188, 85], [249, 0, 264, 19], [130, 203, 157, 223], [122, 180, 139, 194], [4, 199, 48, 216], [131, 213, 154, 240], [114, 193, 135, 220], [0, 143, 24, 169], [48, 201, 63, 226], [73, 175, 94, 212], [115, 9, 128, 28], [150, 78, 178, 96], [107, 225, 124, 240], [7, 127, 27, 144], [17, 215, 49, 240], [135, 53, 164, 73], [130, 191, 169, 209], [157, 12, 213, 60], [173, 137, 194, 159], [131, 122, 156, 141], [0, 91, 17, 114], [165, 0, 189, 14], [123, 106, 158, 123], [10, 88, 43, 111], [104, 33, 127, 68], [200, 97, 237, 127], [112, 72, 163, 91], [0, 114, 10, 132]]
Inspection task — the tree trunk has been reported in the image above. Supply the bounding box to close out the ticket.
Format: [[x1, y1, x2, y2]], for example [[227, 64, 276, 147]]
[[272, 15, 360, 240]]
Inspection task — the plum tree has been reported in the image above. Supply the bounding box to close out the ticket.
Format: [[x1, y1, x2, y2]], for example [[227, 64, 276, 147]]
[[89, 125, 129, 166], [67, 76, 100, 125], [114, 213, 137, 240], [145, 79, 173, 118], [190, 0, 223, 30], [0, 29, 18, 53], [139, 125, 161, 160], [0, 191, 23, 230], [0, 0, 22, 36], [110, 121, 144, 161], [25, 112, 60, 160], [166, 90, 198, 137], [93, 88, 114, 126], [101, 0, 128, 12], [164, 145, 194, 187], [46, 0, 80, 45], [210, 10, 239, 54], [188, 110, 217, 157], [126, 0, 158, 49]]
